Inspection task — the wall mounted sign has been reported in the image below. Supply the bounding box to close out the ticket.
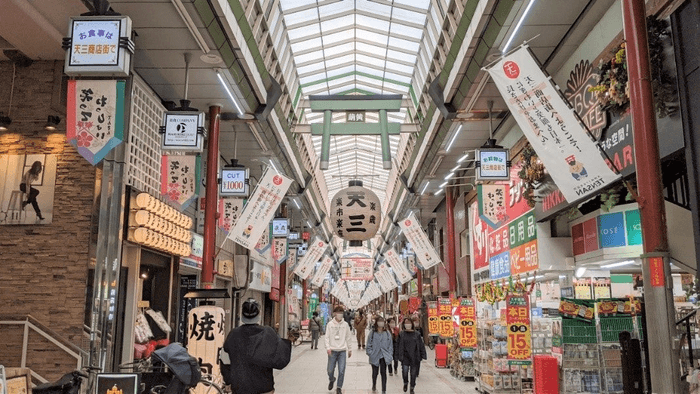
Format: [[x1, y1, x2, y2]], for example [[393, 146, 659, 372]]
[[67, 79, 125, 165], [161, 112, 205, 152], [64, 16, 133, 76], [570, 204, 643, 261], [272, 218, 290, 237], [476, 148, 510, 182], [330, 182, 381, 240], [161, 155, 200, 210], [399, 212, 441, 270], [219, 168, 249, 197]]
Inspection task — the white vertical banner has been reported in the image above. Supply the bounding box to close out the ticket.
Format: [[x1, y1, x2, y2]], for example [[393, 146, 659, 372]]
[[485, 46, 619, 202], [399, 212, 441, 270], [385, 248, 413, 284], [228, 168, 293, 249], [311, 255, 334, 287], [293, 237, 327, 279], [378, 263, 399, 292]]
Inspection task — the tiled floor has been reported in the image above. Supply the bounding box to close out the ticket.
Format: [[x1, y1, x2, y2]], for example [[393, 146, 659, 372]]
[[273, 331, 477, 393]]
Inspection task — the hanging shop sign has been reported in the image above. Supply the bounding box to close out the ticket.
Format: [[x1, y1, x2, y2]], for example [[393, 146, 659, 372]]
[[253, 225, 272, 263], [476, 148, 510, 182], [272, 218, 290, 237], [188, 233, 203, 264], [64, 16, 133, 76], [330, 182, 381, 241], [311, 255, 334, 287], [293, 237, 328, 279], [228, 168, 292, 250], [486, 46, 619, 202], [220, 168, 249, 197], [573, 278, 593, 300], [438, 297, 453, 338], [270, 264, 280, 301], [249, 261, 272, 292], [340, 257, 374, 281], [506, 295, 532, 365], [593, 277, 611, 299], [407, 254, 418, 275], [161, 155, 200, 210], [427, 301, 439, 335], [399, 212, 441, 270], [188, 305, 225, 388], [272, 237, 289, 265], [161, 112, 205, 152], [478, 184, 507, 229], [218, 197, 244, 233], [127, 192, 193, 256], [217, 259, 233, 277], [385, 248, 413, 284], [570, 204, 643, 262], [459, 298, 477, 349], [67, 80, 125, 165]]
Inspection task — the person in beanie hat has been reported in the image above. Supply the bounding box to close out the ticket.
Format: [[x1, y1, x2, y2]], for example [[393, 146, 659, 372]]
[[221, 298, 292, 394], [325, 305, 353, 393]]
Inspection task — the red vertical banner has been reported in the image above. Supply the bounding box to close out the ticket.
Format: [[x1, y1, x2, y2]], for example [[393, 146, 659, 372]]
[[427, 301, 439, 335], [506, 295, 532, 365], [459, 298, 477, 349], [438, 297, 453, 337], [649, 257, 665, 287]]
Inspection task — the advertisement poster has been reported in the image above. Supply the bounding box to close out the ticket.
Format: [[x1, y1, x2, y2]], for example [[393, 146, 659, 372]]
[[218, 197, 244, 233], [293, 237, 327, 280], [161, 155, 200, 210], [0, 154, 57, 225], [438, 297, 453, 338], [459, 298, 477, 349], [385, 248, 413, 284], [340, 257, 374, 280], [427, 301, 439, 336], [506, 295, 532, 364], [311, 255, 334, 287], [228, 168, 292, 250], [486, 46, 619, 202], [399, 212, 441, 270]]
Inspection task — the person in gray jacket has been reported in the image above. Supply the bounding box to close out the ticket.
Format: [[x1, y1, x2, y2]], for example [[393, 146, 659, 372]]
[[366, 316, 393, 394]]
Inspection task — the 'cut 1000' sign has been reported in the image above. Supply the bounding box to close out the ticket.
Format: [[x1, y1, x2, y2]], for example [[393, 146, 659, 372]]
[[220, 168, 248, 197]]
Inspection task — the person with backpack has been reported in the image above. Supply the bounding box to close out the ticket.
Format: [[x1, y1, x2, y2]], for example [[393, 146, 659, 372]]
[[365, 316, 393, 394], [309, 311, 322, 349], [397, 317, 426, 394]]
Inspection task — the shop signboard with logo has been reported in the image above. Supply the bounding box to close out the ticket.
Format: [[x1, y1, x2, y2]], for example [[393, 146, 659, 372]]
[[64, 16, 133, 76], [399, 212, 441, 270], [161, 112, 205, 152], [459, 298, 477, 349], [220, 168, 249, 197], [249, 261, 272, 292], [506, 295, 531, 365], [570, 203, 643, 263]]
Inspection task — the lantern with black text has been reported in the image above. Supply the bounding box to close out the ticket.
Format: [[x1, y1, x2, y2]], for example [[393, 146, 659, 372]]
[[330, 181, 381, 241]]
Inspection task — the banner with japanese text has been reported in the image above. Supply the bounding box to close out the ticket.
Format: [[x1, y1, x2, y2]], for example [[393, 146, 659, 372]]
[[459, 298, 477, 349], [399, 212, 441, 270], [311, 255, 334, 287], [218, 197, 244, 233], [67, 80, 125, 165], [252, 225, 272, 266], [293, 237, 327, 280], [228, 168, 292, 250], [427, 301, 439, 335], [376, 263, 398, 293], [506, 295, 532, 364], [272, 237, 288, 265], [385, 248, 413, 284], [486, 46, 619, 202], [340, 257, 374, 280], [438, 297, 453, 338], [161, 155, 200, 210]]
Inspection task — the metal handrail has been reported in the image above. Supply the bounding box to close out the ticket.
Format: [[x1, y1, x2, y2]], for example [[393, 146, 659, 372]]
[[676, 308, 698, 379]]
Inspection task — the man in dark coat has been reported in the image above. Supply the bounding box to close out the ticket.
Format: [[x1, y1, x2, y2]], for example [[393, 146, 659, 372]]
[[221, 298, 292, 394]]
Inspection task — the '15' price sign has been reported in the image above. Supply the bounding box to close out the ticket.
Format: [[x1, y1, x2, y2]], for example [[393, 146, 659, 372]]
[[506, 295, 532, 365], [427, 301, 439, 336], [438, 297, 453, 338], [459, 298, 477, 349]]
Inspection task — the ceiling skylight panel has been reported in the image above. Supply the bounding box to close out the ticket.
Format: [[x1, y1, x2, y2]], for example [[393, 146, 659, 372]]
[[297, 62, 326, 77], [356, 53, 385, 69], [299, 74, 326, 87], [395, 0, 430, 9], [326, 65, 356, 79], [386, 49, 416, 65], [287, 24, 321, 42], [284, 7, 319, 27], [321, 14, 354, 32], [390, 23, 423, 40], [279, 0, 317, 12], [382, 71, 411, 84], [356, 29, 391, 45], [291, 37, 323, 53], [318, 0, 354, 18], [355, 74, 383, 86], [391, 7, 427, 24], [325, 54, 355, 69], [321, 30, 355, 46], [381, 81, 408, 94], [356, 42, 388, 58], [356, 14, 391, 32], [324, 42, 355, 58], [384, 60, 414, 75], [296, 50, 326, 66], [360, 0, 392, 17], [387, 36, 420, 52]]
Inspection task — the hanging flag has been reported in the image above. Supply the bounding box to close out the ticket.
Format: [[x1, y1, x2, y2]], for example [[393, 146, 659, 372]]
[[399, 212, 441, 270], [385, 248, 413, 284], [311, 255, 334, 287], [228, 168, 292, 250], [293, 237, 327, 280], [67, 80, 125, 165], [252, 225, 272, 266], [218, 197, 244, 233], [485, 46, 619, 202], [161, 155, 200, 210], [272, 237, 289, 265]]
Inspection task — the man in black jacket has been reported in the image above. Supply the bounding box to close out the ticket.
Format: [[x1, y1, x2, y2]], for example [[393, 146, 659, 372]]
[[221, 298, 292, 394]]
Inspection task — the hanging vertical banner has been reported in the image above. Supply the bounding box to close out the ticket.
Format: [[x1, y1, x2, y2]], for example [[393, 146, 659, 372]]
[[218, 197, 244, 233], [377, 263, 398, 292], [459, 298, 477, 349], [228, 168, 292, 250], [252, 225, 272, 266], [438, 297, 453, 338], [485, 46, 619, 202], [293, 237, 327, 279], [66, 79, 125, 165], [187, 305, 225, 391], [272, 237, 289, 265], [385, 248, 413, 284], [478, 184, 508, 229], [399, 212, 441, 270], [407, 255, 418, 274], [270, 264, 280, 301], [311, 255, 334, 287], [427, 301, 439, 335], [160, 155, 200, 210], [506, 294, 532, 364]]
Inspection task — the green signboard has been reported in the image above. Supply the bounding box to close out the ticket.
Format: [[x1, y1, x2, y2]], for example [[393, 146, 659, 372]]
[[625, 209, 642, 246]]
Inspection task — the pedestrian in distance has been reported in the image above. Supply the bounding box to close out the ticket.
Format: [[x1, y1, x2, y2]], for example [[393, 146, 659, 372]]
[[344, 309, 355, 334], [221, 298, 292, 394], [309, 311, 322, 350], [366, 316, 393, 394], [355, 310, 368, 349], [411, 314, 424, 378], [386, 318, 400, 377], [326, 305, 353, 394], [397, 317, 426, 394]]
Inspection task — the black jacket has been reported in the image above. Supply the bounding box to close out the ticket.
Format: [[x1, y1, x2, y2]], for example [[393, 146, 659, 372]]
[[397, 330, 427, 365], [222, 324, 292, 394]]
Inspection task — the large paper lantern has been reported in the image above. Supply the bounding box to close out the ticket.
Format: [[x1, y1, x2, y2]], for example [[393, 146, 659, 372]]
[[330, 181, 381, 241]]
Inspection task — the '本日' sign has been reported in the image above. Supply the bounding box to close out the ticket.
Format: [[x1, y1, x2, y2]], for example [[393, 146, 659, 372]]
[[161, 155, 200, 210], [506, 295, 532, 364], [399, 212, 441, 270], [427, 301, 439, 335], [438, 297, 453, 338], [459, 298, 477, 349], [486, 46, 619, 202]]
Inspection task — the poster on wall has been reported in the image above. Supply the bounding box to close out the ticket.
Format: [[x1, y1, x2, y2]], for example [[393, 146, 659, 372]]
[[506, 295, 532, 365], [161, 155, 200, 210], [399, 212, 441, 270], [0, 154, 57, 225], [67, 80, 125, 165], [486, 46, 619, 202]]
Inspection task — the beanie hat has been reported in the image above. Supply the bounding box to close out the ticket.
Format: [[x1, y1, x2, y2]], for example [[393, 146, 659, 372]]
[[242, 298, 260, 324]]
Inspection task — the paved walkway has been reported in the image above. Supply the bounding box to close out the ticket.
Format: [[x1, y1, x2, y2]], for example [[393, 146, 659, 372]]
[[273, 331, 477, 393]]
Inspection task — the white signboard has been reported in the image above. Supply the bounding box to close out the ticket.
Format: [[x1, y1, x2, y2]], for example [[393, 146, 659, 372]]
[[399, 212, 441, 270], [65, 16, 132, 76], [476, 148, 510, 181], [311, 255, 334, 287], [272, 218, 290, 237], [187, 305, 225, 394], [486, 46, 619, 202], [376, 263, 398, 293], [385, 248, 413, 284], [248, 261, 272, 292], [228, 168, 292, 250], [220, 168, 249, 197], [162, 112, 204, 152], [293, 237, 328, 280]]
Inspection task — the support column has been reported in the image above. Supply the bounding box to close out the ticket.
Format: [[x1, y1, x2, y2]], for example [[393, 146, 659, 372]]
[[202, 105, 221, 288], [320, 110, 332, 170], [302, 279, 308, 319], [379, 109, 391, 169], [623, 1, 680, 392], [446, 187, 457, 296], [417, 269, 423, 297], [279, 259, 287, 337]]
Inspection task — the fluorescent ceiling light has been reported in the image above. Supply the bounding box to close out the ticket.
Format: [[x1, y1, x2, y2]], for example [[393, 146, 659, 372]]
[[445, 124, 462, 153], [435, 188, 444, 195], [451, 165, 460, 172], [457, 153, 469, 163], [420, 181, 430, 195], [502, 0, 537, 54], [269, 158, 279, 174], [216, 70, 244, 115], [439, 181, 448, 188], [293, 198, 301, 210], [444, 172, 455, 181], [601, 260, 636, 269], [575, 267, 587, 278], [306, 220, 312, 228]]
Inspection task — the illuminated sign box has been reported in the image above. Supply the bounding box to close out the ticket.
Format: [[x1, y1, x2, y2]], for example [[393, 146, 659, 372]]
[[161, 112, 205, 152], [220, 168, 249, 197], [476, 148, 510, 182], [64, 16, 133, 77], [272, 218, 290, 237]]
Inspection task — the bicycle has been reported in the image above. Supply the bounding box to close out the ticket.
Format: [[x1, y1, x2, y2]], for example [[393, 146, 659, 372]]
[[287, 327, 303, 347], [427, 334, 439, 350]]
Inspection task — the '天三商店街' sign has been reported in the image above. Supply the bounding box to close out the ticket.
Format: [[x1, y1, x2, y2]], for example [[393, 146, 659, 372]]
[[161, 155, 200, 210], [399, 212, 441, 270], [67, 80, 125, 165], [64, 16, 133, 77], [485, 46, 619, 202], [476, 148, 510, 182], [161, 112, 205, 152], [228, 168, 292, 250]]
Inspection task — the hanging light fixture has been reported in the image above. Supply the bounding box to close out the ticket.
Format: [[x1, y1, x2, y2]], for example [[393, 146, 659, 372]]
[[0, 115, 11, 131], [44, 115, 60, 131], [1, 64, 16, 131]]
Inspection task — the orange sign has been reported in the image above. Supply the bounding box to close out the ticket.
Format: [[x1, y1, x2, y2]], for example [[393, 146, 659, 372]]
[[459, 298, 477, 349], [438, 297, 453, 337], [510, 239, 539, 275], [427, 301, 439, 335], [649, 257, 665, 287], [506, 295, 531, 364]]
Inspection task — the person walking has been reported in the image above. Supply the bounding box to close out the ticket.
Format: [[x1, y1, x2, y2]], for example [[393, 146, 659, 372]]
[[344, 309, 354, 334], [309, 311, 322, 350], [366, 316, 393, 394], [326, 306, 353, 394], [355, 310, 368, 349], [397, 317, 426, 394], [411, 314, 424, 378], [221, 298, 292, 394], [387, 318, 400, 377]]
